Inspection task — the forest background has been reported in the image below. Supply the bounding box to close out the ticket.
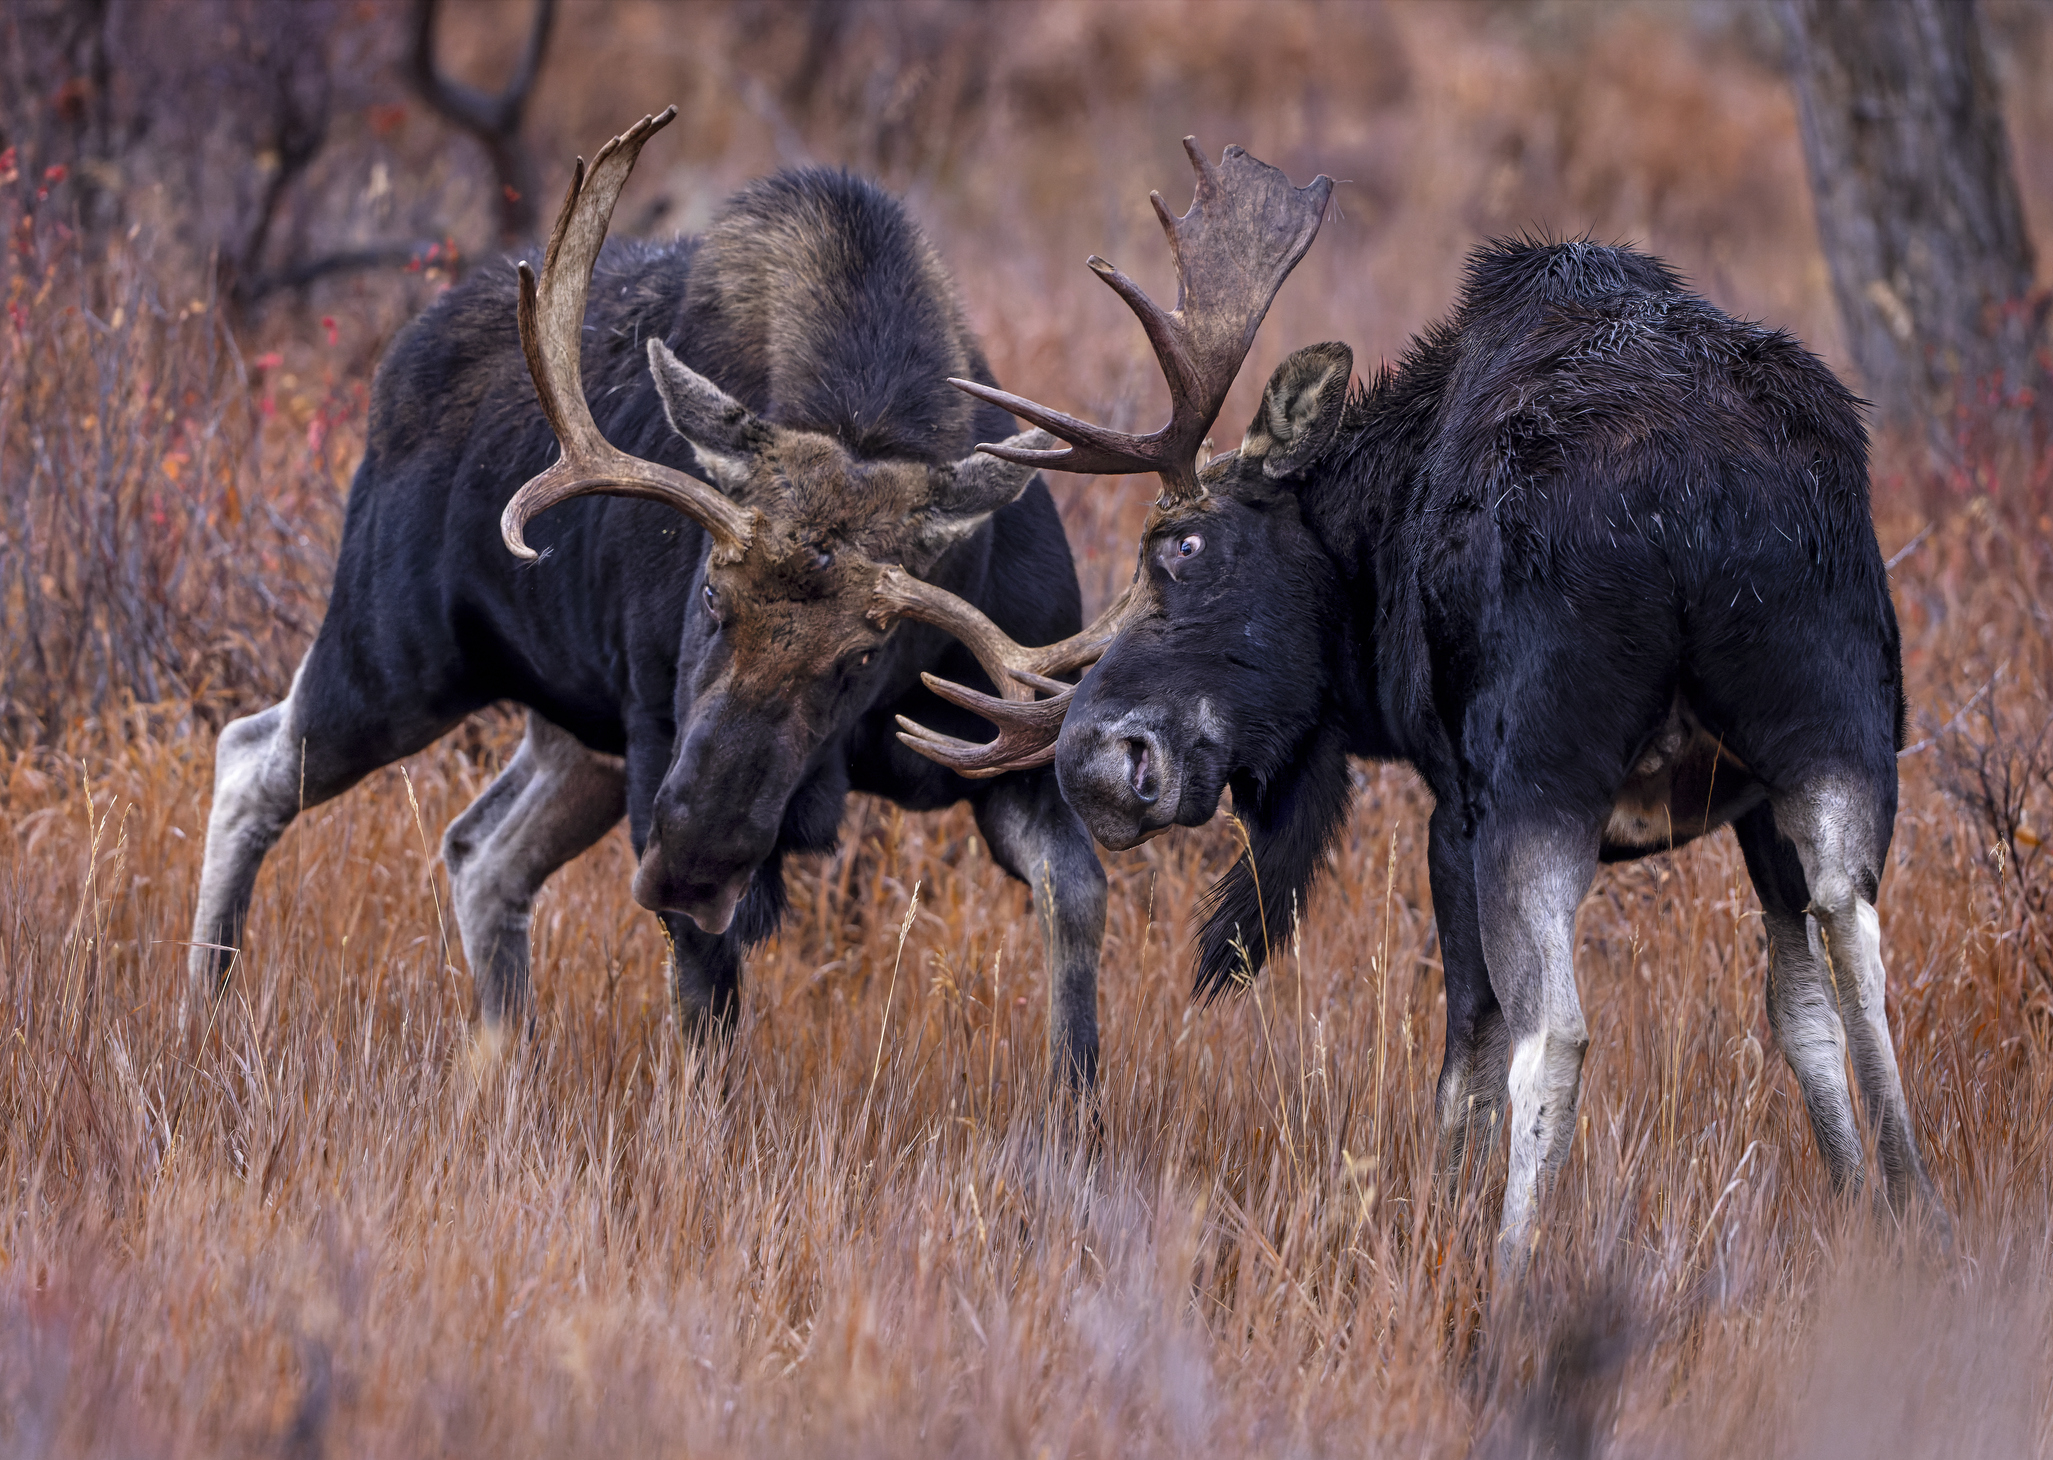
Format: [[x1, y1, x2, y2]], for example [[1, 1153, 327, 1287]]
[[4, 2, 2053, 1455]]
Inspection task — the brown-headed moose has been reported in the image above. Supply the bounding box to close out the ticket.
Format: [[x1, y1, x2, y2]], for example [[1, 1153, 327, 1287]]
[[903, 139, 1949, 1273], [188, 110, 1111, 1086]]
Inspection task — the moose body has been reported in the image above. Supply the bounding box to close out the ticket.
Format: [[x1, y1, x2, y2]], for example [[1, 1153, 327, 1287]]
[[1055, 241, 1942, 1264], [908, 142, 1946, 1274], [191, 116, 1108, 1082]]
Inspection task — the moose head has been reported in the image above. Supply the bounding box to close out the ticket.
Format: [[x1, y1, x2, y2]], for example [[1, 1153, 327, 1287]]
[[895, 139, 1339, 865], [503, 110, 1063, 935]]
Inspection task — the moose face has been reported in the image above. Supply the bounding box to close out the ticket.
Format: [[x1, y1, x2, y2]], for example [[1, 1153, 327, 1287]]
[[499, 107, 1056, 939], [625, 344, 1046, 933], [1053, 344, 1355, 851]]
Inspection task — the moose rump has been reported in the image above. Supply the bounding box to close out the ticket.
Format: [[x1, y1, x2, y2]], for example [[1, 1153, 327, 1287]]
[[189, 111, 1110, 1087]]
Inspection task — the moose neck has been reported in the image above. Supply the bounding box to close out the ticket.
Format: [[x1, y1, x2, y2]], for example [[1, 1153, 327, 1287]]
[[1285, 349, 1455, 765]]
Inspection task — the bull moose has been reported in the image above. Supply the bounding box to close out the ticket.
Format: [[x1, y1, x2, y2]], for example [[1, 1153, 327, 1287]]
[[903, 139, 1948, 1273], [187, 110, 1112, 1086]]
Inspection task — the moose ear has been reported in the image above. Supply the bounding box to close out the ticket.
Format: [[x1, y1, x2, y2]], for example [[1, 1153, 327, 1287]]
[[1240, 341, 1353, 481], [928, 429, 1055, 517], [646, 338, 764, 491], [916, 429, 1055, 554]]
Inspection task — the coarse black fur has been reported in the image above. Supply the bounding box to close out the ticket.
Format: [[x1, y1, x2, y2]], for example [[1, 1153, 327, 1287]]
[[1054, 234, 1942, 1253], [1059, 237, 1900, 991], [192, 167, 1108, 1083]]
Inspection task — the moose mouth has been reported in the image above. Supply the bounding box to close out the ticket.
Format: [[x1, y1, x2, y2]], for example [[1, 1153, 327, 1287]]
[[631, 828, 753, 935]]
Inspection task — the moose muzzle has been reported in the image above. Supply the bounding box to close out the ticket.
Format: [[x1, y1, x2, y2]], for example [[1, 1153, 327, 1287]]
[[632, 697, 801, 934], [1056, 702, 1191, 852]]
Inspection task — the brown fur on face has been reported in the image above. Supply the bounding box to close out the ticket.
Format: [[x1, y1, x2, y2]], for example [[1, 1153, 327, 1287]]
[[695, 428, 955, 705]]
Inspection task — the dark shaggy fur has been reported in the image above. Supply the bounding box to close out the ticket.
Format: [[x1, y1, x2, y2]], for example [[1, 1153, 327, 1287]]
[[192, 167, 1110, 1083], [1062, 237, 1893, 991]]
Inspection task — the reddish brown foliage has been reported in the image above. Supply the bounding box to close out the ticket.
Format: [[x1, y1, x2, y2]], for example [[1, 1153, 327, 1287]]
[[4, 4, 2053, 1454]]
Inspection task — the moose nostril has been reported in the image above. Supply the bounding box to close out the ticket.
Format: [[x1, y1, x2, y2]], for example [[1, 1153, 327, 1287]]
[[1123, 737, 1158, 804]]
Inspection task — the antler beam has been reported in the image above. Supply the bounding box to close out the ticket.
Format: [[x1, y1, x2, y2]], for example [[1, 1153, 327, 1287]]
[[871, 570, 1146, 778], [502, 108, 760, 565]]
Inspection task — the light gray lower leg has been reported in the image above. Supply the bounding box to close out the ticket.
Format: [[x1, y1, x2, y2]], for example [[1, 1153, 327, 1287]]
[[977, 777, 1106, 1093], [1762, 908, 1863, 1190], [1436, 1005, 1511, 1186], [1477, 826, 1594, 1282], [1778, 780, 1945, 1223], [443, 714, 626, 1032], [188, 682, 311, 994], [1816, 896, 1941, 1211]]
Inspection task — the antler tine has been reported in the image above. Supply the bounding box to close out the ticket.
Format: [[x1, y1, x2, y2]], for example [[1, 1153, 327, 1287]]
[[502, 108, 759, 564], [872, 567, 1140, 688], [949, 137, 1332, 502], [947, 378, 1172, 477], [895, 679, 1073, 778], [871, 565, 1148, 778]]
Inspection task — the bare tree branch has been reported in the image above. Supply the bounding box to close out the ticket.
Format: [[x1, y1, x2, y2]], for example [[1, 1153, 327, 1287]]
[[407, 0, 555, 241]]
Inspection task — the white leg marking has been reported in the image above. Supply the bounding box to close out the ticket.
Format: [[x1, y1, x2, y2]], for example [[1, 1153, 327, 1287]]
[[1498, 1024, 1588, 1274], [188, 665, 309, 988], [445, 714, 625, 1029], [1478, 830, 1593, 1279], [1764, 909, 1862, 1187], [1778, 777, 1944, 1221]]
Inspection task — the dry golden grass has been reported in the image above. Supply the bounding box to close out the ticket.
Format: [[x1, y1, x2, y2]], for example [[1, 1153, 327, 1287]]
[[7, 3, 2053, 1455], [4, 509, 2052, 1456]]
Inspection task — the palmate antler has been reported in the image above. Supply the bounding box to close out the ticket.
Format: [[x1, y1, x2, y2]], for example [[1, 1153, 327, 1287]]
[[501, 107, 760, 564], [893, 140, 1333, 777], [951, 138, 1334, 503]]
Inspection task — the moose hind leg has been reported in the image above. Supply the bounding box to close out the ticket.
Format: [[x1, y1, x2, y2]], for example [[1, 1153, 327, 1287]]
[[443, 714, 626, 1034], [976, 768, 1108, 1093], [1776, 779, 1945, 1225], [1430, 802, 1511, 1185], [1734, 802, 1863, 1190], [1475, 819, 1596, 1281], [1438, 994, 1511, 1185]]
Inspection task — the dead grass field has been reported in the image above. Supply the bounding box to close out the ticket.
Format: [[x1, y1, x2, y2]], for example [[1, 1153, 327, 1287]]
[[6, 3, 2053, 1455], [8, 509, 2053, 1457]]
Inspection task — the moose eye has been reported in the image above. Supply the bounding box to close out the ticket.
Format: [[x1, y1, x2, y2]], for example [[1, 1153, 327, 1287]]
[[1177, 534, 1204, 559], [702, 584, 718, 618], [859, 650, 874, 668]]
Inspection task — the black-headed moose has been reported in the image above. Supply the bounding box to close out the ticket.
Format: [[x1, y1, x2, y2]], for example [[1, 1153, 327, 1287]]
[[188, 110, 1111, 1085], [904, 139, 1947, 1273]]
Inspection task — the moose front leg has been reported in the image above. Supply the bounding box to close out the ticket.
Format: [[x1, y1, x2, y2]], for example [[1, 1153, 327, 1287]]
[[975, 768, 1107, 1094]]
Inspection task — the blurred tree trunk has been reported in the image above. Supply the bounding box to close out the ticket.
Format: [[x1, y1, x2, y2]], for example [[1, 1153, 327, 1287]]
[[1781, 0, 2047, 475]]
